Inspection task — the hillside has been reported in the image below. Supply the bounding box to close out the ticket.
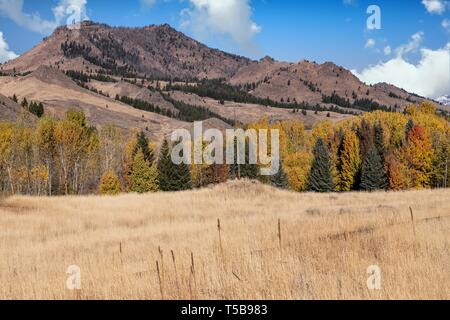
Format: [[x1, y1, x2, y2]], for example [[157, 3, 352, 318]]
[[0, 94, 33, 122], [230, 58, 433, 112], [0, 66, 187, 139]]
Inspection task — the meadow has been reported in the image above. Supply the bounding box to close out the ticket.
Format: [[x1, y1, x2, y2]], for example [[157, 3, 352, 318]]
[[0, 180, 448, 300]]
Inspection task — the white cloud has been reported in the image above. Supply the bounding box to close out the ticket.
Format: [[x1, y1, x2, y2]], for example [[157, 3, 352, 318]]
[[395, 31, 424, 57], [353, 42, 450, 99], [384, 46, 392, 55], [442, 18, 450, 32], [0, 31, 18, 63], [180, 0, 261, 52], [421, 0, 447, 14], [0, 0, 89, 35], [365, 38, 376, 49]]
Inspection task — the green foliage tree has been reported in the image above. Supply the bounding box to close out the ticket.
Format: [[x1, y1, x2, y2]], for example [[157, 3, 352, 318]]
[[135, 131, 154, 164], [271, 160, 290, 189], [29, 102, 44, 118], [308, 138, 335, 192], [360, 146, 388, 191], [157, 139, 192, 191], [229, 138, 259, 180], [129, 151, 159, 193]]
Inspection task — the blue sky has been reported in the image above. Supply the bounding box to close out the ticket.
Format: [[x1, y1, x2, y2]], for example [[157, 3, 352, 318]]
[[0, 0, 449, 97]]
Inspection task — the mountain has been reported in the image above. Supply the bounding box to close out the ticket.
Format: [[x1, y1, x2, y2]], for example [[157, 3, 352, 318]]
[[0, 21, 442, 137], [0, 21, 250, 80], [436, 95, 450, 106]]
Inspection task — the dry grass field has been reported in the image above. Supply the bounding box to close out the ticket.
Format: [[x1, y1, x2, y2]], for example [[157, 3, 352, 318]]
[[0, 180, 449, 300]]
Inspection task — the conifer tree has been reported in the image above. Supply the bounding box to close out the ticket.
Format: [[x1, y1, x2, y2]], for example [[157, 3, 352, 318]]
[[271, 160, 290, 189], [135, 131, 154, 164], [157, 139, 192, 191], [308, 138, 335, 192], [405, 119, 415, 139], [360, 146, 387, 191], [229, 138, 258, 179], [130, 151, 159, 193]]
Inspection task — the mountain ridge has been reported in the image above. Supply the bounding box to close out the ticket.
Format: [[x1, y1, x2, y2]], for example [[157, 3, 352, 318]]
[[0, 21, 443, 133]]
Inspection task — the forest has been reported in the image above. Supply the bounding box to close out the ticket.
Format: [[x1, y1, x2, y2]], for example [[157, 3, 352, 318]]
[[0, 102, 448, 196]]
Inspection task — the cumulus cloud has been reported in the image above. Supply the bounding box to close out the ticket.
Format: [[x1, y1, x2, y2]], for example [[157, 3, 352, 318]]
[[384, 46, 392, 55], [0, 0, 89, 35], [421, 0, 447, 14], [353, 42, 450, 99], [0, 31, 18, 63], [180, 0, 261, 52]]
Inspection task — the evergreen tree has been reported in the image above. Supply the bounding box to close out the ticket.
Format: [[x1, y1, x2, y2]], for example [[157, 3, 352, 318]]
[[21, 97, 28, 109], [157, 139, 192, 191], [135, 131, 154, 164], [229, 137, 259, 180], [405, 119, 415, 139], [130, 151, 159, 193], [308, 138, 335, 192], [29, 102, 44, 118], [360, 146, 388, 191], [271, 160, 290, 189]]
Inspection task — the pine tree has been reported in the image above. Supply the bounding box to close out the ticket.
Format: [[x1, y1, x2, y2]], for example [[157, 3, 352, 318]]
[[157, 139, 192, 191], [229, 137, 259, 180], [360, 146, 387, 191], [135, 131, 154, 164], [21, 97, 28, 109], [308, 138, 335, 192], [271, 160, 290, 189], [405, 119, 415, 139], [29, 102, 44, 118], [99, 170, 122, 195], [130, 151, 159, 193]]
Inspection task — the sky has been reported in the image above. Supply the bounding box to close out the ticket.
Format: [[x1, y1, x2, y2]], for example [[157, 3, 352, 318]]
[[0, 0, 449, 98]]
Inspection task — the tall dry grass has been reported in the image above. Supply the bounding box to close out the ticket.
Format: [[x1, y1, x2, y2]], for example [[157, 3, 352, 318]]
[[0, 181, 449, 300]]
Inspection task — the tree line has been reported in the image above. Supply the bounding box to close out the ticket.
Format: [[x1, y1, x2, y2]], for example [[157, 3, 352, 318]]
[[0, 102, 448, 196]]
